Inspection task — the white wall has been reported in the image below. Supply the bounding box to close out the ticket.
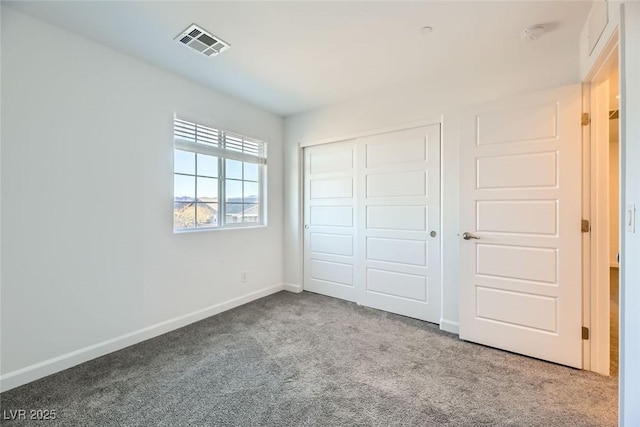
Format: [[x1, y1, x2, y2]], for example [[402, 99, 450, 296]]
[[284, 44, 583, 332], [619, 3, 640, 425], [0, 8, 284, 391], [580, 1, 622, 81]]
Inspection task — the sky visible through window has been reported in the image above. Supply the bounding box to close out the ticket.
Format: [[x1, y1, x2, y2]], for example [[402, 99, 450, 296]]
[[174, 152, 259, 200]]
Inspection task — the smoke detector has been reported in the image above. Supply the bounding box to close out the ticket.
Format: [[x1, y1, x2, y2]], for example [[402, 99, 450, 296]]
[[175, 24, 230, 57], [520, 25, 545, 41], [420, 26, 433, 36]]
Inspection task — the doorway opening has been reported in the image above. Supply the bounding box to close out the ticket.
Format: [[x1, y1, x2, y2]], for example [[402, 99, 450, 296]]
[[585, 40, 620, 377], [608, 68, 620, 377]]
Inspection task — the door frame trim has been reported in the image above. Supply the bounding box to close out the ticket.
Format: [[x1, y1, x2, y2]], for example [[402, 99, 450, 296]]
[[582, 29, 620, 375], [298, 116, 444, 322]]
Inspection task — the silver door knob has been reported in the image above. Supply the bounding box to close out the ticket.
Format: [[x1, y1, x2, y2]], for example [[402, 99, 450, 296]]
[[304, 225, 309, 229], [462, 232, 480, 240]]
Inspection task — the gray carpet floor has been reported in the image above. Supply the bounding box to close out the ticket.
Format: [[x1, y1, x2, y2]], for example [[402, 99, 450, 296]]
[[1, 291, 618, 426], [610, 267, 619, 377]]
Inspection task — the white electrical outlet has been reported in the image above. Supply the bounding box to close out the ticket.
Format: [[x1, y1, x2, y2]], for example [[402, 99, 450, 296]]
[[241, 271, 248, 283], [626, 204, 636, 233]]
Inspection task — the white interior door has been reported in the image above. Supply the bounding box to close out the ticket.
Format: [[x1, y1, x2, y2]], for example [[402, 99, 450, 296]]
[[459, 85, 583, 368], [304, 140, 357, 301], [303, 125, 441, 323], [357, 126, 441, 322]]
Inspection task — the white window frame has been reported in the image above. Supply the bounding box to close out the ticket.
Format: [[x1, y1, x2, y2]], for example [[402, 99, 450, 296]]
[[173, 116, 267, 232]]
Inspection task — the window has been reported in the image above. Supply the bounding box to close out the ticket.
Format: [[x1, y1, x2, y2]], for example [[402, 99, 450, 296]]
[[173, 117, 266, 231]]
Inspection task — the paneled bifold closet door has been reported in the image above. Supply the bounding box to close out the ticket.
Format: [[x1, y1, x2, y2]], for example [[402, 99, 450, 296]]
[[303, 125, 441, 323]]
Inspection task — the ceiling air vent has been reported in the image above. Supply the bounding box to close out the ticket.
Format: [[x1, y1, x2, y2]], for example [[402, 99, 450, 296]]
[[174, 24, 230, 57]]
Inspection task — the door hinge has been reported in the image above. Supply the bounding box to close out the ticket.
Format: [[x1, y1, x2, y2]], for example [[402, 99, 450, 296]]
[[582, 326, 590, 340], [581, 112, 591, 126], [581, 219, 590, 233]]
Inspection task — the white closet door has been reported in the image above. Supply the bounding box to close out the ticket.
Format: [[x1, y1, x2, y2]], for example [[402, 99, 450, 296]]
[[357, 125, 441, 322], [303, 125, 442, 323], [303, 140, 357, 302]]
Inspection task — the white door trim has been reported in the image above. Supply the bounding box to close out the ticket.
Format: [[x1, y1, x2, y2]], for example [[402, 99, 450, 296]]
[[581, 81, 592, 371]]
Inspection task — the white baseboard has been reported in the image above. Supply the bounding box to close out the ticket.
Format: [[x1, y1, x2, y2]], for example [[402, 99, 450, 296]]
[[440, 319, 459, 335], [283, 283, 303, 293], [0, 283, 285, 393]]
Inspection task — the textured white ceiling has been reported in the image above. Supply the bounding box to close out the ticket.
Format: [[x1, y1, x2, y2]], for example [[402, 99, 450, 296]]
[[4, 1, 591, 117]]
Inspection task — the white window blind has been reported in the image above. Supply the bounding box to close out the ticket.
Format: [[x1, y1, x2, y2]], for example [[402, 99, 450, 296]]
[[174, 118, 267, 164]]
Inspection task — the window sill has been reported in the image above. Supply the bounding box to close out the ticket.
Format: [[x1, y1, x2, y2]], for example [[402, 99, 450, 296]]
[[173, 224, 267, 234]]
